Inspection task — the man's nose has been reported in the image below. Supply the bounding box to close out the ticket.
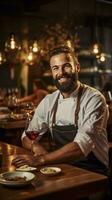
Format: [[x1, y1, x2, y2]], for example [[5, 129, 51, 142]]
[[58, 67, 64, 76]]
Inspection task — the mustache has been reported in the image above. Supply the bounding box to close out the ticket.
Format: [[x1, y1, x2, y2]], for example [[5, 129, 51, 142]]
[[56, 73, 72, 80]]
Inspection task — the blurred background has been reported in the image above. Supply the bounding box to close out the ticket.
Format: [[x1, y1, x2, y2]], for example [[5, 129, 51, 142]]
[[0, 0, 112, 95]]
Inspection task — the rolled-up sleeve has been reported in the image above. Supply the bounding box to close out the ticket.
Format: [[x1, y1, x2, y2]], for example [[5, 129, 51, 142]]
[[74, 93, 109, 156]]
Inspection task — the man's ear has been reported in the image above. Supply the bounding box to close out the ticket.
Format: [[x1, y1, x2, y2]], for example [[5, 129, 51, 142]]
[[76, 63, 80, 72]]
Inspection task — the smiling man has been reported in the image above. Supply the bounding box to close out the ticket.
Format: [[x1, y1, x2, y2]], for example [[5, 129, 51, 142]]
[[12, 45, 109, 175], [51, 50, 80, 97]]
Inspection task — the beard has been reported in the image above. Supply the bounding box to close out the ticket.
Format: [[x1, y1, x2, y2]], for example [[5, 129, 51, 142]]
[[53, 72, 78, 93]]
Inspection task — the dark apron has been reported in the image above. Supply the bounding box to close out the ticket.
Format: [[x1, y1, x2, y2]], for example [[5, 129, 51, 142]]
[[50, 84, 108, 175]]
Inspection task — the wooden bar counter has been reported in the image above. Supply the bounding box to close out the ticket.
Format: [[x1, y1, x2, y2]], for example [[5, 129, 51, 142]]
[[0, 142, 108, 200]]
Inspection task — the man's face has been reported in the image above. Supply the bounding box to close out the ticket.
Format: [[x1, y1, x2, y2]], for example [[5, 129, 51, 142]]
[[50, 53, 80, 93]]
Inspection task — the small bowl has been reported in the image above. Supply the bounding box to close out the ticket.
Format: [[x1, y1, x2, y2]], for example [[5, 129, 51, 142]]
[[40, 167, 61, 176]]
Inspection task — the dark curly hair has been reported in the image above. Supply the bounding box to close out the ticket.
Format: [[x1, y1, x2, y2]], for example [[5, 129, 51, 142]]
[[49, 45, 78, 65]]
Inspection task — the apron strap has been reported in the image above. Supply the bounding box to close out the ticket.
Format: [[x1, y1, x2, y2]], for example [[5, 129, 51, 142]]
[[75, 84, 84, 127], [52, 93, 60, 126]]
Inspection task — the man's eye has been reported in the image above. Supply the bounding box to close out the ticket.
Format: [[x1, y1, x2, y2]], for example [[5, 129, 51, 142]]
[[52, 66, 58, 71], [63, 63, 72, 68]]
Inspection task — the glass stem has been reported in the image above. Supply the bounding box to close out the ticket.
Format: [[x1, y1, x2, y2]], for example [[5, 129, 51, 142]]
[[31, 141, 34, 154]]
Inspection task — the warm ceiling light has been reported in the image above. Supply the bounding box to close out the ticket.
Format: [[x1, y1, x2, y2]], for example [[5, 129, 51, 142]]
[[0, 52, 6, 65], [32, 41, 39, 53], [10, 35, 16, 49], [27, 52, 33, 61], [0, 53, 3, 63], [5, 34, 21, 51], [92, 43, 100, 54], [100, 53, 106, 62]]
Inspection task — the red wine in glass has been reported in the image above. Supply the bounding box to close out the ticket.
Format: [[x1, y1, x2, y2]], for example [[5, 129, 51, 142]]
[[8, 104, 18, 112], [25, 130, 39, 141]]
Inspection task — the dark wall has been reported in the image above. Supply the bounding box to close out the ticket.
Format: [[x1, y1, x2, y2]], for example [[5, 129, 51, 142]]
[[0, 0, 112, 92]]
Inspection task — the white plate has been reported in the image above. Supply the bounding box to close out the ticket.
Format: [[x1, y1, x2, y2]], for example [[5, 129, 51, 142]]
[[0, 171, 35, 187], [16, 165, 37, 172], [40, 167, 61, 176]]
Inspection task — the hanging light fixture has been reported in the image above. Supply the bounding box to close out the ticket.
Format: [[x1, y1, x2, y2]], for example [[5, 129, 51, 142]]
[[32, 40, 40, 53], [27, 51, 33, 62], [0, 53, 3, 64], [65, 0, 73, 50], [26, 47, 35, 65], [0, 52, 6, 65], [5, 34, 21, 52], [91, 0, 102, 55], [99, 53, 106, 62], [65, 0, 80, 52], [93, 43, 101, 54], [96, 52, 107, 63]]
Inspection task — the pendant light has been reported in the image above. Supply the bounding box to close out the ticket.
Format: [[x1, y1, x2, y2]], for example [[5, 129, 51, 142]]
[[92, 0, 101, 55], [0, 52, 6, 65], [5, 34, 21, 52]]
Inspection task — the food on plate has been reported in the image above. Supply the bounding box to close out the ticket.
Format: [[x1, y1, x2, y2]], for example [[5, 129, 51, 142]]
[[16, 165, 37, 172], [0, 171, 35, 187], [42, 168, 56, 173], [18, 165, 29, 169], [40, 167, 61, 175], [4, 176, 26, 182]]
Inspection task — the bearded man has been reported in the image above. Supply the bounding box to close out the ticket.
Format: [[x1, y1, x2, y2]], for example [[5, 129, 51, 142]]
[[12, 46, 109, 175]]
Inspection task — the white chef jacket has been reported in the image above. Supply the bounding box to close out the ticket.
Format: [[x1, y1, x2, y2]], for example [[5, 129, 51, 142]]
[[22, 81, 109, 167]]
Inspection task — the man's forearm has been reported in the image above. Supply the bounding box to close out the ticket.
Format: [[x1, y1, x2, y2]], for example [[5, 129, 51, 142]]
[[22, 136, 48, 155], [40, 142, 84, 165], [22, 136, 32, 150]]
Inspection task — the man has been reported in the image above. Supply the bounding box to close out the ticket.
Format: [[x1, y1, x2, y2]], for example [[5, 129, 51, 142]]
[[12, 45, 109, 174]]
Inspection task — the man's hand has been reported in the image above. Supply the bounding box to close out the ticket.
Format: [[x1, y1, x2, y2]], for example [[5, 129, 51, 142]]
[[11, 154, 44, 168], [12, 142, 84, 168], [32, 142, 48, 156]]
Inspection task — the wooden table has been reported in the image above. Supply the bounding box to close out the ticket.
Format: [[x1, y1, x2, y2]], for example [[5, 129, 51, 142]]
[[0, 119, 26, 129], [0, 142, 108, 200], [0, 120, 26, 146]]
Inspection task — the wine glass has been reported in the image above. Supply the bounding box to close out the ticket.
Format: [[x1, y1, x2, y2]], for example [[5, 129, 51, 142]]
[[26, 129, 41, 154], [25, 119, 41, 153]]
